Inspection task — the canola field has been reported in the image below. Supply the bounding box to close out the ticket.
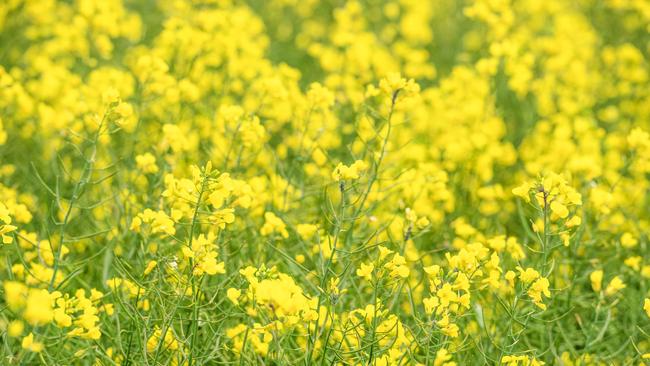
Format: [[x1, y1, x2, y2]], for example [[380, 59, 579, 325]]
[[1, 0, 650, 365]]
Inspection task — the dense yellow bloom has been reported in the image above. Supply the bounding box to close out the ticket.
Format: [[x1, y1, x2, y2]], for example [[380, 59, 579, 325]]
[[130, 209, 176, 236], [234, 268, 317, 326], [181, 233, 225, 276], [307, 82, 335, 109], [23, 289, 54, 326], [0, 0, 647, 363]]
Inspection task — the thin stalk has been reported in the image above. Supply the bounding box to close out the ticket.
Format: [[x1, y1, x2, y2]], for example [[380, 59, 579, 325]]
[[49, 115, 106, 291]]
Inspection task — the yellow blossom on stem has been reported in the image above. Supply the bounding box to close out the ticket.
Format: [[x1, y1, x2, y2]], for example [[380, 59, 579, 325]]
[[356, 262, 374, 281]]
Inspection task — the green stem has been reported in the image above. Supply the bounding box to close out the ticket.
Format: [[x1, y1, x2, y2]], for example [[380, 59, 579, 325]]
[[188, 170, 209, 366], [49, 114, 106, 291]]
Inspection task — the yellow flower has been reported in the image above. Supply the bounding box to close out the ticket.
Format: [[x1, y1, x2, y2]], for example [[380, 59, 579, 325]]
[[182, 234, 226, 276], [356, 262, 374, 281], [307, 82, 335, 109], [550, 201, 569, 219], [135, 153, 159, 174], [590, 270, 603, 292], [565, 215, 581, 228], [0, 202, 17, 244], [53, 306, 72, 327], [296, 224, 318, 240], [4, 281, 27, 310], [251, 273, 313, 320], [512, 182, 533, 202], [8, 320, 24, 337], [144, 260, 157, 276], [392, 265, 410, 278], [23, 289, 54, 326], [628, 128, 650, 149], [211, 208, 236, 229], [21, 332, 43, 353], [517, 267, 540, 284], [227, 288, 241, 305], [605, 276, 626, 296], [437, 313, 459, 338], [423, 296, 439, 314], [378, 246, 393, 261], [528, 277, 551, 310], [624, 256, 641, 271], [620, 232, 638, 248], [131, 209, 176, 236], [434, 348, 452, 366], [504, 270, 516, 288], [332, 160, 368, 181], [260, 212, 289, 238], [378, 72, 420, 99], [385, 253, 410, 278], [424, 265, 441, 277], [501, 355, 544, 366]]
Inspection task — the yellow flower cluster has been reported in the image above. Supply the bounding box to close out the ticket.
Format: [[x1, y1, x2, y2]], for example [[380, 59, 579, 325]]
[[4, 281, 110, 350], [0, 202, 17, 244], [332, 160, 368, 182]]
